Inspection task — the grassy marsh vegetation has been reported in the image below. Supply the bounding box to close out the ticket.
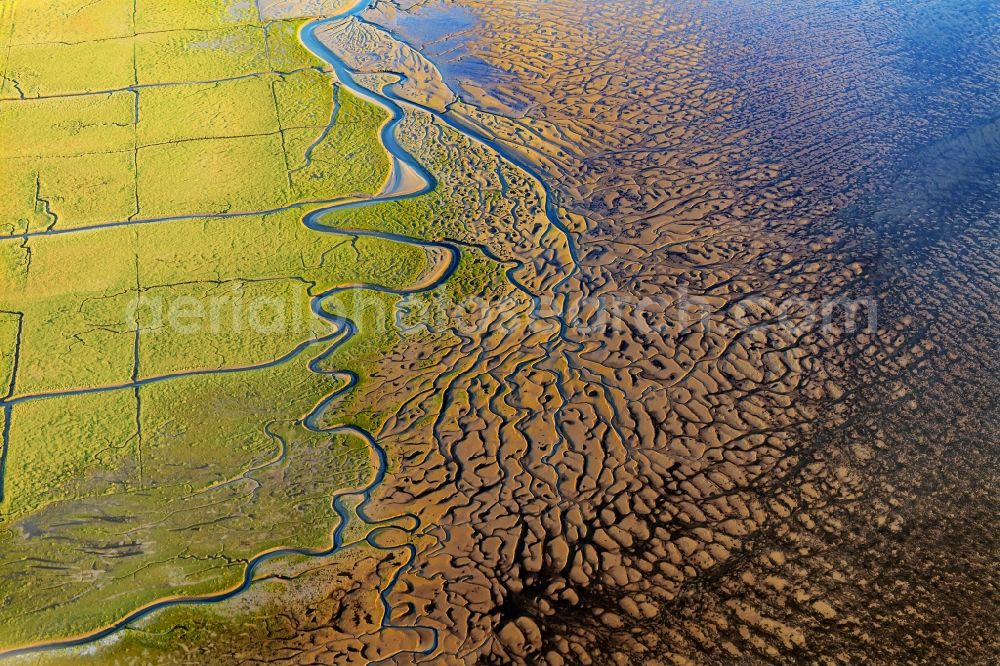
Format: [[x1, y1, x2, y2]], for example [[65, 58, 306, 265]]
[[0, 0, 464, 649]]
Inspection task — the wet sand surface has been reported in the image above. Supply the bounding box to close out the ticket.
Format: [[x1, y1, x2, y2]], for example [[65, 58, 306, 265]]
[[321, 1, 999, 663], [26, 0, 997, 663]]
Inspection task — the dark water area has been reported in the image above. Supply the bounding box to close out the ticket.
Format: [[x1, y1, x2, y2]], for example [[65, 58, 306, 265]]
[[370, 0, 531, 114], [705, 0, 998, 182], [706, 1, 1000, 658], [700, 0, 999, 332]]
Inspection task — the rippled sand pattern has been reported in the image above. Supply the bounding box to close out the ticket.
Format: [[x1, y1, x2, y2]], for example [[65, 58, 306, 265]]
[[16, 0, 998, 663], [256, 1, 998, 663]]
